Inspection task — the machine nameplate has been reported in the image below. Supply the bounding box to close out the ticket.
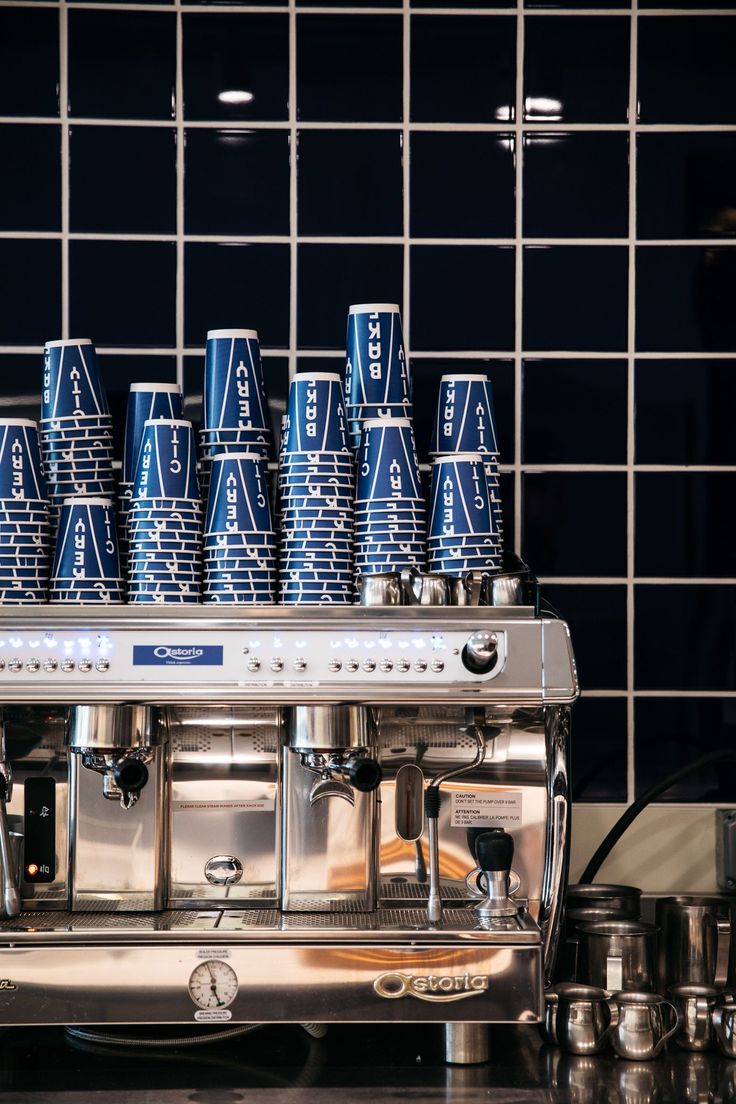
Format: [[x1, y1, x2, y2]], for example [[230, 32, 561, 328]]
[[373, 971, 489, 1002]]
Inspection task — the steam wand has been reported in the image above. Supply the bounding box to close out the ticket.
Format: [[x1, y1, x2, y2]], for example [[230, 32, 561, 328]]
[[0, 718, 19, 919], [424, 717, 487, 924]]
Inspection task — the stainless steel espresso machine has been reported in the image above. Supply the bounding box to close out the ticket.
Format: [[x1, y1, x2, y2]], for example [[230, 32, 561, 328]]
[[0, 601, 577, 1062]]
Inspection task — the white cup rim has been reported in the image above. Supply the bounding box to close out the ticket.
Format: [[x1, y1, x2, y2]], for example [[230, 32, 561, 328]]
[[432, 452, 485, 464], [208, 451, 266, 462], [44, 338, 94, 349], [142, 418, 193, 429], [292, 372, 342, 383], [58, 496, 115, 507], [361, 418, 412, 430], [129, 383, 182, 394], [439, 374, 490, 383], [0, 418, 38, 428], [349, 303, 401, 314], [207, 328, 259, 340]]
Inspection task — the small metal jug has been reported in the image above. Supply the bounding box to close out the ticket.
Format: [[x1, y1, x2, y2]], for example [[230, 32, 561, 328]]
[[400, 567, 450, 606], [712, 999, 736, 1058], [668, 984, 720, 1052], [555, 982, 613, 1056], [656, 896, 731, 993], [358, 571, 403, 607], [577, 920, 659, 994], [607, 991, 680, 1061]]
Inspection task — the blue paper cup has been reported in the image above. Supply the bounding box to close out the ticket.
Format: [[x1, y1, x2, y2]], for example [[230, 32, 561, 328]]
[[345, 304, 410, 407], [42, 339, 109, 420], [204, 451, 274, 537], [52, 497, 121, 583], [430, 374, 499, 457], [123, 383, 184, 484], [203, 328, 271, 433], [133, 419, 199, 501], [204, 593, 274, 605], [428, 453, 497, 540], [0, 420, 47, 502], [356, 418, 422, 503], [283, 373, 349, 454]]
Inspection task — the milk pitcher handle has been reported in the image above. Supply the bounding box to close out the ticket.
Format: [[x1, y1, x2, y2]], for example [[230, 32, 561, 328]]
[[712, 912, 731, 987], [400, 567, 421, 605], [657, 1000, 682, 1055], [604, 997, 619, 1039]]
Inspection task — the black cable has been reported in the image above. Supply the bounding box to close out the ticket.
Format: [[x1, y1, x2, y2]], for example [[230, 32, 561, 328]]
[[579, 748, 736, 885]]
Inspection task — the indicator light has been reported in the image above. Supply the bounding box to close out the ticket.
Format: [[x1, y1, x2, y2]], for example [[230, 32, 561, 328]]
[[8, 638, 22, 649], [28, 640, 40, 649], [26, 863, 39, 877]]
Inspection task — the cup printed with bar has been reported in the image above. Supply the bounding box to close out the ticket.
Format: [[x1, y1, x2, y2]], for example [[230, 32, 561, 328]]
[[0, 419, 51, 603], [345, 304, 411, 451]]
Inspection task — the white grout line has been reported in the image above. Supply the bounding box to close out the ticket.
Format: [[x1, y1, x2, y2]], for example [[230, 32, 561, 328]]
[[175, 0, 184, 392], [59, 2, 69, 341], [539, 577, 736, 585], [402, 0, 411, 395], [513, 0, 524, 559], [5, 2, 736, 14], [626, 2, 638, 806], [288, 0, 297, 383]]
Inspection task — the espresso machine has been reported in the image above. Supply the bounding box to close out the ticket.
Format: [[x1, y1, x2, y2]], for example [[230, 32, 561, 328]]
[[0, 598, 577, 1062]]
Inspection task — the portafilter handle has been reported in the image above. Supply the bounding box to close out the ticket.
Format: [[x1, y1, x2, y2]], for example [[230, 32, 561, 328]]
[[473, 830, 518, 919]]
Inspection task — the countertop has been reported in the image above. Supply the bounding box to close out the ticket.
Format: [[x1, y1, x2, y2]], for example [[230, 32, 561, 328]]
[[0, 1022, 732, 1103]]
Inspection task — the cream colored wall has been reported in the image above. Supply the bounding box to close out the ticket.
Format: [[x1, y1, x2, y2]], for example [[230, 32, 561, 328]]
[[570, 804, 728, 894]]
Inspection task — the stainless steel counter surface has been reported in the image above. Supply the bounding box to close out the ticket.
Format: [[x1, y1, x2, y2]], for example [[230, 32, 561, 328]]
[[0, 1022, 733, 1102]]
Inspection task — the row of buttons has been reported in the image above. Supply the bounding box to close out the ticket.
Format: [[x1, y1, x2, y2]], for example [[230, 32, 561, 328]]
[[244, 657, 444, 674], [0, 658, 110, 673]]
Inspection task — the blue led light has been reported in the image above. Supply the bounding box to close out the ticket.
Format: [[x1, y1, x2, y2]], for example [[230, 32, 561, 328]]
[[44, 635, 57, 649], [28, 640, 40, 649], [412, 639, 427, 649], [247, 640, 261, 648], [330, 640, 342, 649], [345, 638, 359, 649], [295, 640, 307, 649], [378, 638, 392, 649], [273, 637, 283, 649], [364, 640, 375, 650], [397, 641, 410, 649]]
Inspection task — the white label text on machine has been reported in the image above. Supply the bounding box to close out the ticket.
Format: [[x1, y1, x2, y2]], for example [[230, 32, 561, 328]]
[[450, 790, 523, 827]]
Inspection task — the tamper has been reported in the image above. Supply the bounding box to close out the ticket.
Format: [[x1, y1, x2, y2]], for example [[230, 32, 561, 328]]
[[473, 829, 518, 919]]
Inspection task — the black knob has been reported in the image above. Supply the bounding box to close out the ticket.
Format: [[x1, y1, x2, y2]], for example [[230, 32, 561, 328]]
[[475, 830, 514, 873], [467, 825, 505, 862], [462, 631, 499, 675], [347, 757, 382, 793], [113, 758, 149, 794]]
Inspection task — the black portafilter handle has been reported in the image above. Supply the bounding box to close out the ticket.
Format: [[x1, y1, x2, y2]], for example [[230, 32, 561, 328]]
[[466, 825, 505, 863], [345, 757, 382, 793], [113, 758, 149, 795], [474, 829, 514, 874]]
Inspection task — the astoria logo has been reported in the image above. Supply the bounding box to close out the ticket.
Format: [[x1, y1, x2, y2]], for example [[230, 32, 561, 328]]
[[154, 646, 204, 661], [373, 971, 489, 1003], [0, 980, 17, 991]]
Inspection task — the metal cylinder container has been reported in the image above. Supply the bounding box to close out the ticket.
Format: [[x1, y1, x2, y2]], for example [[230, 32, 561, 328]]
[[66, 705, 167, 750], [288, 705, 375, 752]]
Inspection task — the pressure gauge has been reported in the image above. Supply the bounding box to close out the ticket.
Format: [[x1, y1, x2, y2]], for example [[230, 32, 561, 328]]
[[188, 959, 238, 1010]]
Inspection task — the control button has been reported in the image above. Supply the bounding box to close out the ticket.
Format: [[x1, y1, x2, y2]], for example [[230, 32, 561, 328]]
[[414, 660, 427, 673], [430, 660, 445, 673], [396, 659, 410, 673], [242, 647, 250, 656], [0, 660, 5, 672], [293, 658, 307, 673], [345, 659, 359, 673], [95, 660, 110, 673], [328, 659, 342, 673], [379, 659, 393, 673], [270, 658, 284, 673], [43, 659, 57, 673], [78, 660, 92, 673], [362, 659, 376, 673], [61, 660, 75, 673], [8, 659, 22, 673], [247, 658, 261, 673], [25, 659, 40, 673]]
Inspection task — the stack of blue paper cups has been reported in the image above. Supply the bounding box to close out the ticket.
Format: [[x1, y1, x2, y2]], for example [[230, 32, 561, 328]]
[[427, 453, 502, 577], [40, 339, 115, 529], [345, 304, 411, 450], [355, 417, 426, 578], [0, 419, 51, 604], [278, 373, 354, 605], [119, 382, 184, 570], [430, 374, 504, 548], [203, 452, 276, 605], [127, 419, 202, 604], [50, 497, 123, 603], [200, 329, 274, 500]]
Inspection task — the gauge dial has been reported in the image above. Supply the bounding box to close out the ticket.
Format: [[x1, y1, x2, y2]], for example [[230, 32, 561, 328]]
[[188, 959, 238, 1010]]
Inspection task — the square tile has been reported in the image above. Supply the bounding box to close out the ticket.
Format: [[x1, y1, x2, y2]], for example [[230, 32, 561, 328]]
[[184, 354, 288, 441], [571, 698, 628, 803], [69, 241, 176, 347], [636, 473, 736, 579], [523, 359, 627, 464], [298, 130, 402, 236], [499, 470, 514, 539], [183, 14, 289, 121], [528, 0, 629, 6], [0, 355, 43, 422], [410, 358, 514, 464], [524, 16, 630, 123], [411, 246, 515, 351], [638, 16, 736, 123], [99, 356, 178, 462], [523, 132, 628, 238], [635, 585, 736, 691], [297, 15, 402, 122], [523, 473, 627, 577], [68, 11, 176, 120], [637, 133, 736, 240], [296, 356, 344, 376], [543, 585, 627, 690], [635, 360, 736, 466], [0, 125, 60, 231], [70, 126, 176, 234], [0, 241, 60, 345], [635, 698, 736, 802], [0, 9, 59, 117], [185, 242, 290, 348], [411, 133, 515, 239], [185, 129, 289, 236], [523, 246, 628, 352], [411, 16, 515, 123], [297, 244, 403, 348], [636, 246, 736, 353]]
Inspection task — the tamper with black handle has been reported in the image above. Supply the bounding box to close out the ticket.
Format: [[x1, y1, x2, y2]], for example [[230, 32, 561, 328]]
[[473, 829, 518, 918]]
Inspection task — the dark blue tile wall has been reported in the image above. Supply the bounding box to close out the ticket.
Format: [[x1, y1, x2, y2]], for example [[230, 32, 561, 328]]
[[0, 2, 734, 806]]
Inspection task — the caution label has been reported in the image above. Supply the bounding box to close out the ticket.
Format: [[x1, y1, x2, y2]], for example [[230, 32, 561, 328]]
[[450, 790, 523, 828]]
